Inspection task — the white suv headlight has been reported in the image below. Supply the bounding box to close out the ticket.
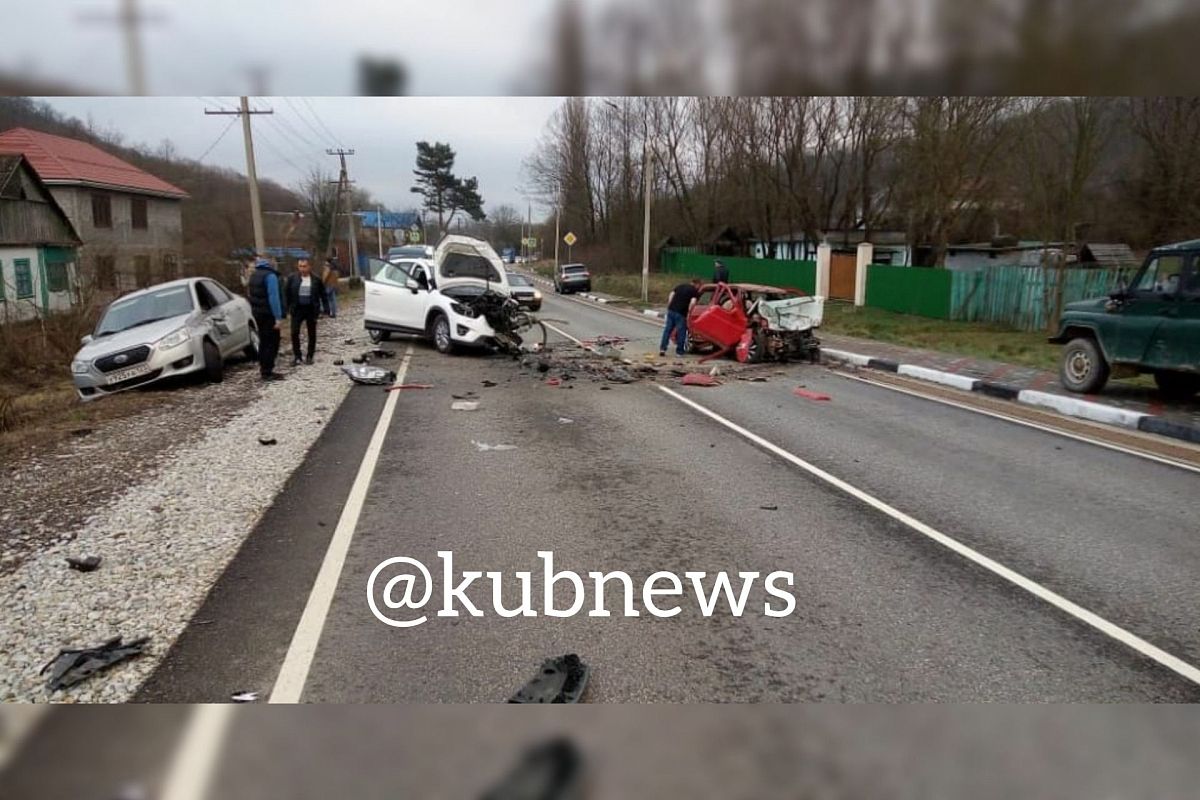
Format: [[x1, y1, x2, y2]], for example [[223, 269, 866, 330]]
[[156, 327, 191, 349], [71, 359, 90, 374]]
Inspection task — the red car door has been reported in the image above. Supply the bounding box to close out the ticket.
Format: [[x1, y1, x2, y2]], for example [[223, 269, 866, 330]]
[[690, 285, 748, 349]]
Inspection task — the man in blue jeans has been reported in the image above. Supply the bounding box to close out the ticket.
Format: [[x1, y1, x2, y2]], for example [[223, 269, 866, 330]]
[[660, 277, 702, 357]]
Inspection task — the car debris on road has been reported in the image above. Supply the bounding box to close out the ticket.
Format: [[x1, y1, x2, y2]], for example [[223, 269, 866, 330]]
[[452, 401, 481, 411], [509, 653, 590, 704], [342, 366, 396, 385], [480, 737, 583, 800], [472, 441, 517, 452], [40, 636, 149, 692], [66, 555, 102, 572]]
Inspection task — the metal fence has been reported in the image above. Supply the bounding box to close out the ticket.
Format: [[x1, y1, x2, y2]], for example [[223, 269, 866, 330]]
[[948, 265, 1128, 331]]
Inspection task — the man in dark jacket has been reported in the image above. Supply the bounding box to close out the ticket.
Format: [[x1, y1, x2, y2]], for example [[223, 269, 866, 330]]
[[713, 260, 730, 283], [247, 257, 285, 380], [285, 257, 328, 365]]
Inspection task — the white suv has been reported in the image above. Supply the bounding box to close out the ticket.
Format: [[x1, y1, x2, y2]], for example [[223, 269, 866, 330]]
[[364, 235, 512, 353]]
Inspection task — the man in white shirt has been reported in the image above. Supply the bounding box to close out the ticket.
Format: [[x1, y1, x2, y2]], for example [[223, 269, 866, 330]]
[[284, 258, 328, 365]]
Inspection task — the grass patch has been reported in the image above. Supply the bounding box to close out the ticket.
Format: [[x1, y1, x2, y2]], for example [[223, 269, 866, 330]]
[[820, 303, 1063, 371], [592, 273, 683, 306]]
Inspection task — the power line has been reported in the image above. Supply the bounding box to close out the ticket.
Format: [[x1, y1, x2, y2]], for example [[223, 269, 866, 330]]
[[273, 103, 323, 151], [302, 97, 345, 149], [254, 124, 311, 179], [283, 97, 333, 147], [260, 111, 322, 170], [194, 115, 239, 164]]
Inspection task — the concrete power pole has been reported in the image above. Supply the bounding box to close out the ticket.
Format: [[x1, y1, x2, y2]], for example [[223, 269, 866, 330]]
[[205, 98, 273, 256], [78, 0, 164, 94], [326, 149, 356, 274]]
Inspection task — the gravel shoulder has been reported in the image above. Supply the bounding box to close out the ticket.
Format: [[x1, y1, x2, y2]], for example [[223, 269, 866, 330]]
[[0, 301, 370, 702]]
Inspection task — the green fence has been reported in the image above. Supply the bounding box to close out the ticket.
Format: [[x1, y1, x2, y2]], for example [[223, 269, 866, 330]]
[[949, 265, 1127, 331], [660, 251, 816, 294], [865, 265, 953, 318]]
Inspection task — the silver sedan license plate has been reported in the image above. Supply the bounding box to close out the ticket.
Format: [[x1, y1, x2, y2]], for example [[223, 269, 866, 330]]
[[106, 363, 153, 384]]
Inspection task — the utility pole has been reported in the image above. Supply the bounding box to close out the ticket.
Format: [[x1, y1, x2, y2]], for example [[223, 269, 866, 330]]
[[527, 201, 533, 262], [205, 98, 273, 256], [326, 148, 356, 274], [554, 207, 560, 272], [377, 206, 384, 258], [641, 142, 652, 303]]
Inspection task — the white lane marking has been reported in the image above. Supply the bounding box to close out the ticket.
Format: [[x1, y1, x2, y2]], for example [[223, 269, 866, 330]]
[[658, 384, 1200, 687], [542, 320, 588, 349], [269, 345, 415, 703], [160, 705, 236, 800], [839, 372, 1200, 475]]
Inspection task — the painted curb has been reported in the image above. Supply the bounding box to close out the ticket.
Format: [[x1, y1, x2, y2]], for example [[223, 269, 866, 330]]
[[821, 347, 1199, 445]]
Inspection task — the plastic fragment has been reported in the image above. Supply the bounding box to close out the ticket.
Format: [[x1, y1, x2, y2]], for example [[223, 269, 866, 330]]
[[452, 401, 480, 411], [480, 737, 583, 800], [257, 435, 277, 446], [793, 387, 831, 401], [40, 636, 149, 692], [231, 690, 259, 703], [473, 441, 517, 452], [681, 373, 720, 386], [66, 555, 102, 572], [509, 653, 590, 704]]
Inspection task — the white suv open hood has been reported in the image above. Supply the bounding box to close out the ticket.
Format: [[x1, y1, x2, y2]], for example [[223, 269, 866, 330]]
[[433, 235, 510, 294]]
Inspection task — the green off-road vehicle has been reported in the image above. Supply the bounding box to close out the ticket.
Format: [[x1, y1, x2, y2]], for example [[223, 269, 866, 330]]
[[1050, 240, 1200, 398]]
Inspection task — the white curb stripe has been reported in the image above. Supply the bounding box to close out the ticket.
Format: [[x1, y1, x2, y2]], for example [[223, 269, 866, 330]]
[[822, 348, 873, 367], [1017, 389, 1147, 430], [898, 364, 980, 392]]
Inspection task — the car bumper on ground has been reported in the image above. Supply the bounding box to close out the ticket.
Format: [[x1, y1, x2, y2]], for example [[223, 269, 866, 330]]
[[72, 336, 207, 401]]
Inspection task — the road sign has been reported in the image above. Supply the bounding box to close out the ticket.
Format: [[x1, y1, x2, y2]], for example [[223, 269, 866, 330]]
[[563, 232, 577, 247]]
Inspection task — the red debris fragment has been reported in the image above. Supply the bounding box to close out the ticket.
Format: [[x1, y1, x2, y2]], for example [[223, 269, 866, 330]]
[[546, 378, 562, 386], [681, 373, 721, 386], [384, 383, 434, 392], [793, 387, 831, 401]]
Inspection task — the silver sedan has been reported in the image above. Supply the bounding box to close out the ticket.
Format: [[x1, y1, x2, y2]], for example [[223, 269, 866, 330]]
[[71, 277, 258, 401]]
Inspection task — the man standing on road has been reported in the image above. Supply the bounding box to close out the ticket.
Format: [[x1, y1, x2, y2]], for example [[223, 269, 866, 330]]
[[286, 258, 327, 366], [713, 259, 729, 283], [321, 258, 341, 318], [660, 277, 702, 357], [247, 257, 285, 381]]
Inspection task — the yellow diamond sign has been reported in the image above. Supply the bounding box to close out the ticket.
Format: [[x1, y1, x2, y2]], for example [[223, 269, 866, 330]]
[[563, 232, 577, 247]]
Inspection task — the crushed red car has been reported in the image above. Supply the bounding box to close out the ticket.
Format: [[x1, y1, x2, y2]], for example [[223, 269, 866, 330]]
[[686, 282, 823, 363]]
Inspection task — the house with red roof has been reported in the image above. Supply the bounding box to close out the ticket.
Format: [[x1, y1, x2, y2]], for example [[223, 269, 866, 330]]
[[0, 127, 187, 298]]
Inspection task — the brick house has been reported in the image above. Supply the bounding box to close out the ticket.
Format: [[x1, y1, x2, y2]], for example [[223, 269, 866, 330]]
[[0, 127, 188, 297]]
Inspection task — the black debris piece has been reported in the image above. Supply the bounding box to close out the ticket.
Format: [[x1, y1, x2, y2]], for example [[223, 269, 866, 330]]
[[480, 737, 584, 800], [370, 349, 395, 359], [599, 385, 611, 391], [258, 436, 277, 446], [482, 379, 498, 387], [333, 359, 345, 366], [70, 428, 93, 438], [760, 504, 778, 511], [509, 653, 589, 704], [41, 636, 149, 692], [351, 356, 367, 364], [66, 555, 102, 572], [343, 338, 356, 345], [536, 359, 551, 373], [451, 392, 478, 400]]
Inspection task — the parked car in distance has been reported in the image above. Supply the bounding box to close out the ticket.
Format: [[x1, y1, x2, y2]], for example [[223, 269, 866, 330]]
[[507, 273, 542, 310], [1050, 239, 1200, 398], [554, 262, 591, 293], [71, 277, 257, 401], [364, 235, 514, 354]]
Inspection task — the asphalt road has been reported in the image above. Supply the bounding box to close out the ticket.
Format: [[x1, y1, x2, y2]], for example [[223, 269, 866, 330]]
[[138, 287, 1200, 703]]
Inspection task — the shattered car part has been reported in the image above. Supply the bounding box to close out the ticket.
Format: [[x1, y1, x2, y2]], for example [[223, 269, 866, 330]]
[[480, 737, 584, 800], [231, 690, 259, 703], [384, 383, 434, 392], [41, 636, 149, 691], [452, 401, 480, 411], [342, 365, 396, 385], [509, 653, 590, 704], [66, 555, 102, 572], [794, 387, 831, 401], [681, 373, 721, 386], [257, 435, 277, 446]]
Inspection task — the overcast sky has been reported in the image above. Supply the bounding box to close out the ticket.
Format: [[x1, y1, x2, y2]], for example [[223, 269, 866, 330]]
[[41, 96, 563, 213], [3, 0, 563, 95]]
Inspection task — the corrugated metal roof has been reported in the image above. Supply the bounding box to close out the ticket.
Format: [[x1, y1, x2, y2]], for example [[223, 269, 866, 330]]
[[0, 127, 188, 199], [1080, 242, 1136, 267]]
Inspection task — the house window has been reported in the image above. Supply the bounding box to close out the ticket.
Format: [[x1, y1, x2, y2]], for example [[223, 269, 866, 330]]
[[92, 193, 112, 228], [15, 259, 34, 299], [46, 262, 69, 293], [0, 261, 6, 301], [163, 253, 178, 279], [95, 255, 116, 290], [134, 255, 152, 287], [131, 197, 148, 230]]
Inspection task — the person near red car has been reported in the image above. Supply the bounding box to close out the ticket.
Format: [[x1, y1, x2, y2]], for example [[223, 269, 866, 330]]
[[659, 277, 703, 357]]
